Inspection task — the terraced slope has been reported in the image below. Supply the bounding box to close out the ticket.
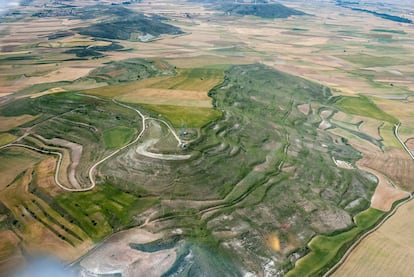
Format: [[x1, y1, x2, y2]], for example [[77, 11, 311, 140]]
[[103, 64, 377, 275]]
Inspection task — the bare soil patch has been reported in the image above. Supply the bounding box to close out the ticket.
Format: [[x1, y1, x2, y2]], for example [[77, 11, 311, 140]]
[[35, 135, 83, 189], [358, 164, 409, 211], [334, 199, 414, 277], [298, 103, 310, 115], [119, 88, 212, 107], [0, 115, 38, 132], [79, 229, 175, 277]]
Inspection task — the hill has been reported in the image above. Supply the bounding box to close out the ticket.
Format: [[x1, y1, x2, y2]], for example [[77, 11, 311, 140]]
[[220, 3, 306, 18], [76, 14, 183, 41]]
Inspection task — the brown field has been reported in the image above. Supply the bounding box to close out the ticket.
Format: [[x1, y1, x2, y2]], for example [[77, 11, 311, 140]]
[[36, 135, 83, 189], [34, 157, 63, 197], [0, 0, 413, 274], [359, 164, 409, 211], [118, 88, 212, 107], [297, 103, 310, 115], [0, 115, 38, 132], [24, 136, 75, 190], [83, 77, 170, 98], [406, 138, 414, 153], [0, 168, 93, 262], [0, 230, 21, 262], [334, 199, 414, 277], [354, 144, 414, 192], [22, 66, 97, 86], [0, 147, 45, 190], [373, 98, 414, 142], [0, 230, 23, 276]]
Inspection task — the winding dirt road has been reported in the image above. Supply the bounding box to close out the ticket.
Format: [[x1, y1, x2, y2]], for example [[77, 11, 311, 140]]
[[0, 98, 183, 192]]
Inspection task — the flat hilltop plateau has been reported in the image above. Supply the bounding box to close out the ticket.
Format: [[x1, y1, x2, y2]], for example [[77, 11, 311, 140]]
[[0, 0, 413, 276]]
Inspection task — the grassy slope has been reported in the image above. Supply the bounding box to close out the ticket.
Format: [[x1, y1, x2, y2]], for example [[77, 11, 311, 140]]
[[334, 96, 398, 124], [103, 126, 136, 149], [0, 133, 16, 146], [286, 208, 385, 277], [219, 3, 305, 19], [56, 184, 158, 241], [149, 67, 225, 91], [141, 104, 222, 128], [77, 14, 183, 41]]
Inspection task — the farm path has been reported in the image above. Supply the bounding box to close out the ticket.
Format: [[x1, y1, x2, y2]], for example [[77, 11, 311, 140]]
[[0, 96, 184, 191]]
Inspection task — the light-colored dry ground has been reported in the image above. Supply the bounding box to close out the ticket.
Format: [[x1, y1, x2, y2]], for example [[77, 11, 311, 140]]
[[297, 103, 310, 115], [318, 109, 332, 130], [0, 115, 38, 132], [0, 230, 23, 277], [28, 87, 66, 98], [0, 168, 93, 263], [359, 164, 409, 211], [333, 158, 354, 170], [118, 88, 212, 107], [34, 157, 63, 197], [406, 138, 414, 155], [374, 98, 414, 142], [0, 147, 45, 190], [79, 229, 176, 277], [35, 135, 83, 189], [357, 147, 414, 191], [334, 199, 414, 277]]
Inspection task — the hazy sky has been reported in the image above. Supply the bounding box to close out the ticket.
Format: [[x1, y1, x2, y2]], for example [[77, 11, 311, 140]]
[[0, 0, 20, 14]]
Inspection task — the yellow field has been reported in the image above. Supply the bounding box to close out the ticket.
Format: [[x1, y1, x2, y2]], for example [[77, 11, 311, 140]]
[[0, 168, 93, 262], [24, 136, 75, 190], [0, 115, 38, 132], [0, 147, 45, 190], [118, 88, 212, 107], [83, 77, 169, 98], [0, 133, 16, 146], [334, 199, 414, 277], [148, 68, 225, 92]]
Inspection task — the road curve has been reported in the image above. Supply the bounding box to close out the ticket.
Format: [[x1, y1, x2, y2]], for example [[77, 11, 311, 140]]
[[86, 98, 183, 189], [0, 98, 182, 192], [0, 143, 91, 192], [394, 123, 414, 160]]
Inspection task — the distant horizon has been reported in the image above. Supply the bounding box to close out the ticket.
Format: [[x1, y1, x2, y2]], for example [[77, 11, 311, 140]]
[[0, 0, 20, 14]]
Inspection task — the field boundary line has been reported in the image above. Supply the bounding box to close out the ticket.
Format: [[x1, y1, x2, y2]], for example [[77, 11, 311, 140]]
[[394, 123, 414, 160], [0, 143, 91, 192], [324, 122, 414, 276], [323, 194, 412, 276]]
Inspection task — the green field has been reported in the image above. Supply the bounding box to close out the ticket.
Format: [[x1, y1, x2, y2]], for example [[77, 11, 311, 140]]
[[371, 29, 407, 34], [334, 96, 398, 124], [141, 104, 222, 128], [149, 67, 225, 91], [103, 126, 136, 149], [56, 184, 159, 241], [0, 133, 16, 146], [286, 208, 385, 277], [336, 53, 408, 67]]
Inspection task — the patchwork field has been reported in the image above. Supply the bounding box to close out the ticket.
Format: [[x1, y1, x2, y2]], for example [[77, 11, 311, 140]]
[[334, 199, 414, 277], [0, 0, 413, 275]]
